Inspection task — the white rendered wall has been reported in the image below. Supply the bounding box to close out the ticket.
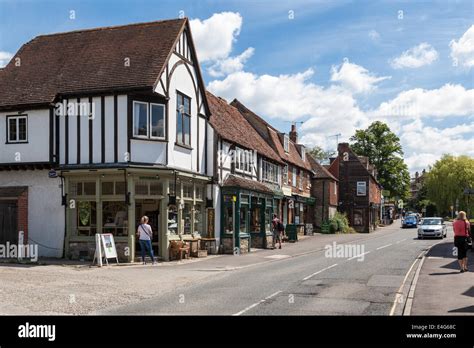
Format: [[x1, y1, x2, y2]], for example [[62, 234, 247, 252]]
[[0, 109, 50, 163], [0, 170, 64, 257]]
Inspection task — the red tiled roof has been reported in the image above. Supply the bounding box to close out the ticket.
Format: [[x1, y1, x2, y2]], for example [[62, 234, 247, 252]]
[[223, 174, 273, 194], [307, 154, 338, 181], [207, 92, 283, 164], [231, 99, 312, 171], [0, 19, 186, 109]]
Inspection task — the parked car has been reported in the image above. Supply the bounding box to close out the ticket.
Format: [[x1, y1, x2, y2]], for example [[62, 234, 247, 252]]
[[402, 215, 418, 228], [417, 217, 447, 239]]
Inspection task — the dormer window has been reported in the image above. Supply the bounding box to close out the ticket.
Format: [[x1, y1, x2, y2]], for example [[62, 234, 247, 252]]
[[284, 134, 289, 152], [301, 147, 306, 161]]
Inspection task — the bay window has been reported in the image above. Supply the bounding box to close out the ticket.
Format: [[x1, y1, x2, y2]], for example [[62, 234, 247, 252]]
[[133, 101, 165, 139]]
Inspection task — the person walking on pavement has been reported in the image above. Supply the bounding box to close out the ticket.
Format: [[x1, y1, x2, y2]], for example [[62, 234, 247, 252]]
[[453, 211, 471, 273], [272, 214, 283, 249], [137, 216, 156, 265]]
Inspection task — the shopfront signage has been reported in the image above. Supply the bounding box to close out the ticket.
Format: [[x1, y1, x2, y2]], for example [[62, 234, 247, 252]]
[[101, 234, 118, 260]]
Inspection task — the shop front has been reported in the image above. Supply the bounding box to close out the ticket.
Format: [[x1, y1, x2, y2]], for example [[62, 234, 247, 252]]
[[220, 178, 277, 254], [284, 194, 313, 236], [62, 167, 212, 262]]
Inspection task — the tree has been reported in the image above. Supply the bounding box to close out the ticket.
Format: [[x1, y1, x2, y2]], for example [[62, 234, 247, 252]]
[[424, 155, 474, 217], [308, 145, 335, 163], [350, 121, 410, 200]]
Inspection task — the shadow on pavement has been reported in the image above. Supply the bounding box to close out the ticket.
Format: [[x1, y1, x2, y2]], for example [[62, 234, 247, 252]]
[[448, 305, 474, 313]]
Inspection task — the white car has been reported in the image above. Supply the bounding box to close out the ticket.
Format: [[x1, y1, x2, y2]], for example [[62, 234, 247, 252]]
[[417, 217, 447, 239]]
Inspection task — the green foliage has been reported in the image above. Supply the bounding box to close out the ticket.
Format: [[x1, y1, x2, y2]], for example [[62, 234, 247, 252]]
[[308, 145, 336, 163], [424, 155, 474, 217], [350, 121, 410, 200], [328, 212, 352, 233]]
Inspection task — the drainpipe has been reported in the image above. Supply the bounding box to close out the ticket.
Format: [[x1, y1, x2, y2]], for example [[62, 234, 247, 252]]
[[59, 174, 67, 259]]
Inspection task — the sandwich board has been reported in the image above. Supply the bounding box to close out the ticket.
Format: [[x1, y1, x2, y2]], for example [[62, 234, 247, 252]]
[[93, 233, 119, 266]]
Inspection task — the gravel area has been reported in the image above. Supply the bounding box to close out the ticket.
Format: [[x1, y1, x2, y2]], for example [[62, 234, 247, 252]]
[[0, 258, 220, 315]]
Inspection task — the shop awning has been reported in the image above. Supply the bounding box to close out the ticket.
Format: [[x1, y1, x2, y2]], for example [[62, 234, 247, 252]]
[[222, 175, 273, 194]]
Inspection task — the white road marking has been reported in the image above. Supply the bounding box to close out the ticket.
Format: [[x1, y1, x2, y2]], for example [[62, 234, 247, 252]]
[[302, 263, 338, 281], [347, 251, 371, 261], [376, 244, 392, 250], [265, 254, 291, 259], [233, 290, 282, 316], [396, 238, 408, 244]]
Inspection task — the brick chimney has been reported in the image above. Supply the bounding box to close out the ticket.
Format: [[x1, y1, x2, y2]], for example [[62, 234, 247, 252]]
[[290, 124, 298, 143]]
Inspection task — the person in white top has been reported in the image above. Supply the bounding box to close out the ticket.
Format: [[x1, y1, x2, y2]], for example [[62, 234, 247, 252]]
[[137, 216, 156, 265]]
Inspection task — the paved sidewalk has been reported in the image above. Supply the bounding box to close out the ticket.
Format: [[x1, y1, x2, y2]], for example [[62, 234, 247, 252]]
[[411, 238, 474, 315]]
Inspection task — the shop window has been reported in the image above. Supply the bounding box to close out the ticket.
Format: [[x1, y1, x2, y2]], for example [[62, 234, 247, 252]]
[[224, 205, 234, 235], [168, 206, 178, 235], [73, 181, 96, 196], [251, 206, 261, 233], [240, 206, 248, 233], [265, 207, 272, 232], [194, 205, 204, 233], [183, 203, 192, 234], [76, 201, 97, 236], [195, 186, 203, 200], [102, 182, 114, 195], [183, 184, 193, 198], [115, 182, 126, 195], [240, 195, 249, 204], [102, 202, 128, 236], [135, 182, 148, 195], [150, 182, 163, 195]]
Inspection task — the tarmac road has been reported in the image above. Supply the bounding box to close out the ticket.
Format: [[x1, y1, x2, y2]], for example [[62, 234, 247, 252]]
[[100, 222, 441, 315]]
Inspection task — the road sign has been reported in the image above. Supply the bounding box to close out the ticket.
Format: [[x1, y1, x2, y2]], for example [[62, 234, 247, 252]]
[[464, 188, 474, 195]]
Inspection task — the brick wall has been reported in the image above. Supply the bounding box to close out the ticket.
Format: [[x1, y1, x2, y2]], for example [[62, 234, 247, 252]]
[[17, 190, 28, 243], [369, 177, 381, 204]]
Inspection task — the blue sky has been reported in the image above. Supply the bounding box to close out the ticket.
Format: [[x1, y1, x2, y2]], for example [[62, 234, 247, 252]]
[[1, 0, 473, 173]]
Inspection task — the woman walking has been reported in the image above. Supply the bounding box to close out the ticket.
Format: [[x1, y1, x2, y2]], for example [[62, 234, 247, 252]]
[[453, 211, 471, 273], [137, 216, 156, 265]]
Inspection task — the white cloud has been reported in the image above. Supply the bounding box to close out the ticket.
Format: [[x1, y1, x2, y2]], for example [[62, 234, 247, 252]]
[[0, 51, 13, 68], [401, 119, 474, 172], [208, 47, 255, 77], [368, 30, 380, 41], [330, 59, 391, 94], [390, 43, 438, 69], [202, 13, 473, 173], [370, 84, 474, 119], [450, 25, 474, 69], [190, 12, 242, 62]]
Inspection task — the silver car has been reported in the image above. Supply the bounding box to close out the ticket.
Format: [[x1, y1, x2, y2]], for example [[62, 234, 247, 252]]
[[417, 217, 447, 239]]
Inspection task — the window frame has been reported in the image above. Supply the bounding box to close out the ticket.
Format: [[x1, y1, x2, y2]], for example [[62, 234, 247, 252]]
[[132, 100, 166, 140], [235, 147, 252, 175], [132, 101, 149, 139], [6, 115, 28, 144], [262, 160, 279, 184], [149, 102, 166, 140], [292, 167, 297, 187], [356, 181, 367, 196], [176, 91, 192, 147]]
